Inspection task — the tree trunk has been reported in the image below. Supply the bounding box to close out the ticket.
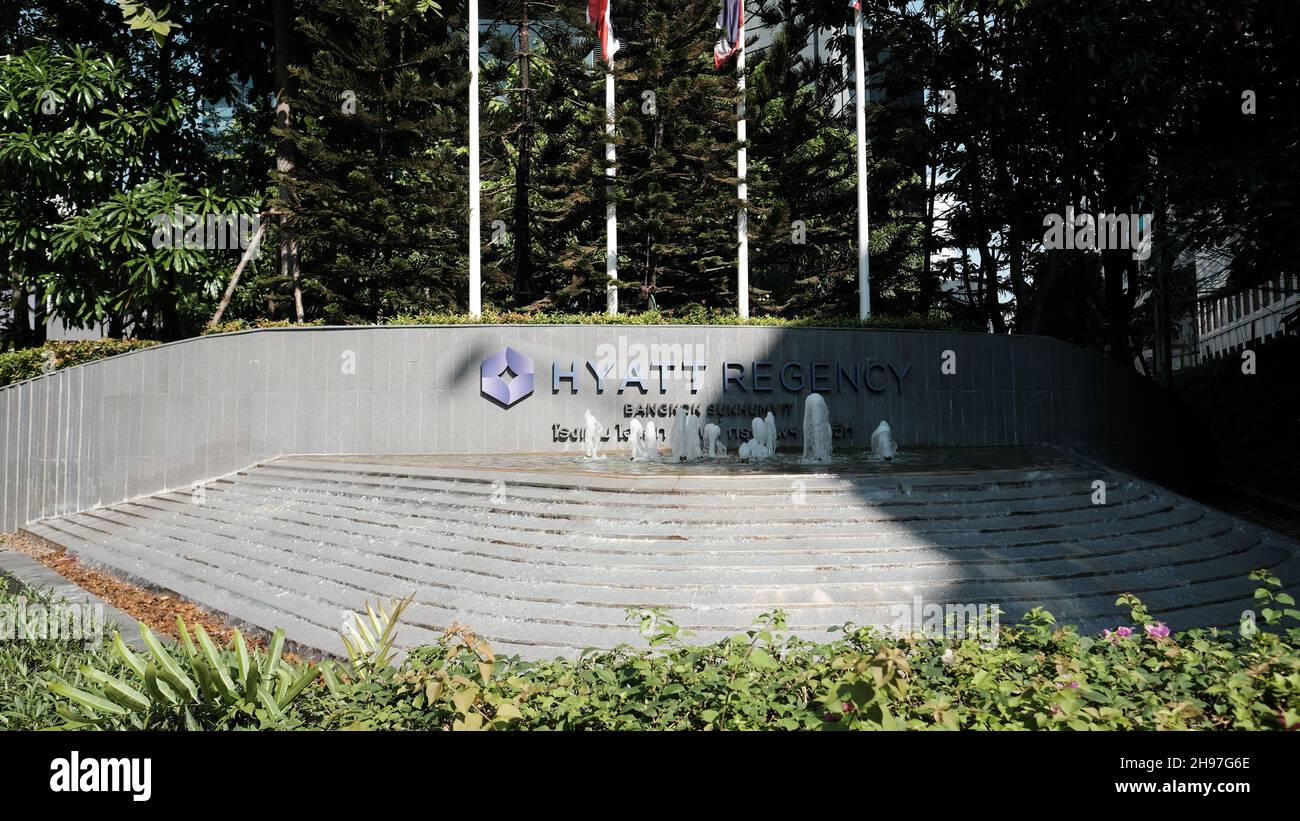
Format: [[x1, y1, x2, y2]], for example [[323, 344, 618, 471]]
[[274, 0, 303, 322], [919, 148, 938, 315], [210, 219, 268, 328], [977, 239, 1005, 333]]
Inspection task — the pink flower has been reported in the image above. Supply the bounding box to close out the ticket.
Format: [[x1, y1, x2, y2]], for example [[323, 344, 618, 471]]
[[1103, 626, 1134, 641], [1145, 622, 1170, 639]]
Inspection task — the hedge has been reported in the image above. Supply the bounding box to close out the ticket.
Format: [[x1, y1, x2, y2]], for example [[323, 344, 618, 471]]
[[0, 339, 159, 388], [203, 309, 982, 336], [10, 571, 1299, 731]]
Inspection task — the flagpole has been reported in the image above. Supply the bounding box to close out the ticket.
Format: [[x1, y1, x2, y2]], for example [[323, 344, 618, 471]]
[[468, 0, 482, 318], [606, 68, 618, 315], [853, 3, 870, 319], [736, 11, 748, 319]]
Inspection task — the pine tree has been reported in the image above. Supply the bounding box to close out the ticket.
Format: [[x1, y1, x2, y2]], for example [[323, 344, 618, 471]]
[[748, 1, 857, 315], [615, 0, 741, 311], [273, 0, 470, 322], [482, 3, 605, 310]]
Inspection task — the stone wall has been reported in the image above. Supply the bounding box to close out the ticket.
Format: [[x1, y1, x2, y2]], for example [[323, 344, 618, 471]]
[[0, 324, 1183, 529]]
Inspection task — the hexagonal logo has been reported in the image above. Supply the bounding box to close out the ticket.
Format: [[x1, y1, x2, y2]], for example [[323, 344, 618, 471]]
[[480, 346, 535, 407]]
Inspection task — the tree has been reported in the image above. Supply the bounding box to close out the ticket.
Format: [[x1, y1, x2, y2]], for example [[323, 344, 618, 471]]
[[747, 2, 857, 316], [483, 2, 605, 310], [275, 0, 468, 321], [614, 0, 741, 310]]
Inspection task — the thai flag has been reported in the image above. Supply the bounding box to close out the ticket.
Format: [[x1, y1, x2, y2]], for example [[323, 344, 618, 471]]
[[713, 0, 744, 68], [587, 0, 620, 65], [850, 0, 860, 10]]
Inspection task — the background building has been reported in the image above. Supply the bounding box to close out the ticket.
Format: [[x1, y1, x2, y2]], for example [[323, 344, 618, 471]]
[[1195, 247, 1299, 360]]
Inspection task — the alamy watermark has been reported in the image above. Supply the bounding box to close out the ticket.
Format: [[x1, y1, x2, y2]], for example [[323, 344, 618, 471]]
[[0, 596, 105, 645], [1042, 206, 1153, 261], [591, 335, 708, 387], [150, 208, 261, 254], [889, 597, 1001, 648]]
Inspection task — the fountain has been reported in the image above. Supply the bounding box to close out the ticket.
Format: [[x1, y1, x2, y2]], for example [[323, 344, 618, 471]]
[[583, 409, 605, 459], [669, 409, 685, 460], [703, 422, 726, 457], [747, 417, 772, 459], [801, 393, 833, 464], [629, 418, 659, 460], [629, 418, 646, 460], [764, 411, 777, 454], [685, 411, 703, 460], [871, 420, 898, 461], [668, 407, 706, 461]]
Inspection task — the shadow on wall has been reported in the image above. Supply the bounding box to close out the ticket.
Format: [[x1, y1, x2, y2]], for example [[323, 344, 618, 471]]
[[663, 325, 1225, 632]]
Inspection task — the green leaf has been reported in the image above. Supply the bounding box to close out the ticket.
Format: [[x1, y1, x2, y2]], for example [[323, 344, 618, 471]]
[[112, 631, 147, 678], [79, 665, 150, 712], [261, 628, 286, 682], [48, 679, 128, 717], [277, 665, 321, 709], [194, 624, 237, 701], [232, 629, 251, 683], [143, 663, 179, 706], [139, 622, 197, 701], [257, 685, 287, 723]]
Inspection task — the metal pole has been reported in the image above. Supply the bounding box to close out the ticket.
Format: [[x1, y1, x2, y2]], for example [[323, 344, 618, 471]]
[[853, 5, 870, 318], [468, 0, 482, 317], [606, 69, 618, 314], [737, 15, 749, 319]]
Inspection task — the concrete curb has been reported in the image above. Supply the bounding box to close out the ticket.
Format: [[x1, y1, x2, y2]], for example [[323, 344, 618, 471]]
[[0, 544, 147, 649]]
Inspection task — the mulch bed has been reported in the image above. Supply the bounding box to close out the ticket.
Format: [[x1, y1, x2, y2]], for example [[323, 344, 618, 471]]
[[1, 529, 277, 652]]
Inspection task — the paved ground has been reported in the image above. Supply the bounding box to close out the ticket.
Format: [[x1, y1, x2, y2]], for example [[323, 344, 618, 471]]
[[0, 544, 145, 649], [22, 447, 1300, 660]]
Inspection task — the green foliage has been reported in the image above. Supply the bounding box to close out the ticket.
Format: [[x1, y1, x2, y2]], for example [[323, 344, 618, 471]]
[[340, 594, 414, 681], [23, 570, 1300, 730], [46, 617, 322, 730], [382, 308, 980, 331], [50, 175, 262, 337], [0, 339, 158, 387], [0, 38, 262, 343], [306, 587, 1300, 732], [0, 586, 125, 731], [274, 0, 468, 322], [1252, 570, 1300, 628], [114, 1, 182, 45], [202, 317, 326, 335]]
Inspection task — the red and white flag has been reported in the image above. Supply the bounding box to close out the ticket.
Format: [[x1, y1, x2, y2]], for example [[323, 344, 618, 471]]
[[587, 0, 620, 65], [713, 0, 744, 68], [849, 0, 860, 10]]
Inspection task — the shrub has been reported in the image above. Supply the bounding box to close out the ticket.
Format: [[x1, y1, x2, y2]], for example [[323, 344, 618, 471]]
[[308, 583, 1300, 732], [382, 308, 980, 332], [201, 310, 980, 334], [21, 575, 1300, 731], [46, 617, 322, 730], [0, 585, 125, 730], [0, 339, 158, 387], [202, 318, 326, 335]]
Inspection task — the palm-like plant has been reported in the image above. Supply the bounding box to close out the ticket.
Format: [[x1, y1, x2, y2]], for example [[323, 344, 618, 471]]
[[48, 617, 321, 729], [338, 594, 415, 681]]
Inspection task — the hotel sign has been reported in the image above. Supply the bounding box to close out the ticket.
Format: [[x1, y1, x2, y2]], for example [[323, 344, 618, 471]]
[[483, 347, 910, 406]]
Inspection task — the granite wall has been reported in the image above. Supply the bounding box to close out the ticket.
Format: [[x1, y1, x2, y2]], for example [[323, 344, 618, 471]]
[[0, 324, 1183, 529]]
